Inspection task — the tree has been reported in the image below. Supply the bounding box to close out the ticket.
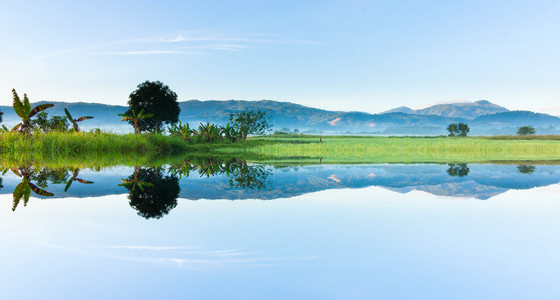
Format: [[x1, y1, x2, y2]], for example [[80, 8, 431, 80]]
[[447, 123, 469, 137], [228, 109, 272, 140], [126, 81, 180, 133], [457, 123, 470, 136], [447, 124, 457, 136], [517, 126, 536, 136], [64, 108, 93, 132], [11, 89, 53, 134]]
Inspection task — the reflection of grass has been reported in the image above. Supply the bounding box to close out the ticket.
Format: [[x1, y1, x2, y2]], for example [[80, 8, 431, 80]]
[[247, 136, 560, 163]]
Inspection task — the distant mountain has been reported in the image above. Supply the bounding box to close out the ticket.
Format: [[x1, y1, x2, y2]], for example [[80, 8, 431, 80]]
[[0, 99, 559, 135], [381, 100, 509, 119]]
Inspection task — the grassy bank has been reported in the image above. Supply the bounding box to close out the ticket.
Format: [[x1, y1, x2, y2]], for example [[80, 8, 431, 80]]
[[246, 135, 560, 163], [0, 132, 193, 168], [2, 133, 560, 167]]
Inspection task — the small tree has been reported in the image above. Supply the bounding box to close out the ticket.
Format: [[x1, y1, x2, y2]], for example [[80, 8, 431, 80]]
[[457, 123, 469, 137], [517, 126, 536, 136], [447, 124, 457, 136], [447, 123, 469, 137], [127, 81, 180, 133], [228, 109, 272, 140]]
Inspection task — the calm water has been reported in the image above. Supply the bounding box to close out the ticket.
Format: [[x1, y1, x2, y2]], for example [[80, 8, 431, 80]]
[[1, 162, 559, 299]]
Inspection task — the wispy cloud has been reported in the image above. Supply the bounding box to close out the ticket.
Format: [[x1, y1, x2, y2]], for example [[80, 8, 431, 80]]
[[89, 50, 190, 56], [31, 31, 320, 60]]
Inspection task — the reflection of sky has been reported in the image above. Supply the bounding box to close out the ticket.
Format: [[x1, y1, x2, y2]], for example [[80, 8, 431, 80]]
[[0, 186, 559, 299]]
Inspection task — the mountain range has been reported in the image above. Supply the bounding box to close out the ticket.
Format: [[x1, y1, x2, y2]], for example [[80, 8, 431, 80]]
[[1, 99, 559, 135]]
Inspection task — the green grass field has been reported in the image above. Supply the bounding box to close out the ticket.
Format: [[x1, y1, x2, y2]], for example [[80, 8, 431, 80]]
[[246, 135, 560, 163]]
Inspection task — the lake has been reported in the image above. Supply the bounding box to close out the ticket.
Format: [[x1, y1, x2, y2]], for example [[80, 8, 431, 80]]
[[1, 162, 559, 299]]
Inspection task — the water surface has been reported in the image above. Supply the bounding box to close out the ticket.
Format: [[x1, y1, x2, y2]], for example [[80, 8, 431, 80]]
[[1, 162, 559, 299]]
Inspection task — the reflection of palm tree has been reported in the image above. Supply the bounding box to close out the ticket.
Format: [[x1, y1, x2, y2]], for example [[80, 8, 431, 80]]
[[118, 166, 154, 191], [9, 166, 54, 211], [64, 168, 94, 192], [122, 167, 179, 219], [517, 165, 536, 175], [447, 163, 470, 177]]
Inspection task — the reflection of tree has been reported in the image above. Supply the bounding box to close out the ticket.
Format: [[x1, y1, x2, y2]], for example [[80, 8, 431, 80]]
[[447, 164, 470, 177], [123, 167, 180, 220], [226, 160, 271, 191], [5, 166, 54, 211], [169, 158, 271, 191], [64, 168, 94, 192], [517, 165, 536, 175]]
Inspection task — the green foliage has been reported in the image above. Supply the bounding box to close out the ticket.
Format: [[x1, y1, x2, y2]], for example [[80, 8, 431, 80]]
[[127, 81, 180, 133], [168, 121, 195, 140], [30, 111, 70, 133], [64, 108, 93, 132], [198, 122, 222, 142], [447, 123, 469, 137], [119, 109, 153, 134], [11, 89, 54, 134], [517, 125, 536, 136], [228, 109, 272, 140]]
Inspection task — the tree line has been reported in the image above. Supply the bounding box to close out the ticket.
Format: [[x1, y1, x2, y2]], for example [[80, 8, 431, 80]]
[[0, 81, 271, 140]]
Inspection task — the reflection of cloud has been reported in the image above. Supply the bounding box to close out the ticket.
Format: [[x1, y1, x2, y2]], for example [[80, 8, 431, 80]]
[[328, 175, 341, 183], [36, 242, 320, 269]]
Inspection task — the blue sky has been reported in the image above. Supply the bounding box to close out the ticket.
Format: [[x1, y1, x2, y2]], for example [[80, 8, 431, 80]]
[[1, 0, 559, 114]]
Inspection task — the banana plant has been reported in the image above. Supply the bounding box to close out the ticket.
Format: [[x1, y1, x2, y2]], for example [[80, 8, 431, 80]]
[[11, 89, 53, 134], [10, 166, 54, 212], [64, 108, 93, 132], [169, 121, 196, 140], [118, 166, 154, 191], [198, 122, 222, 142], [64, 168, 94, 192], [118, 109, 153, 134], [221, 123, 238, 142]]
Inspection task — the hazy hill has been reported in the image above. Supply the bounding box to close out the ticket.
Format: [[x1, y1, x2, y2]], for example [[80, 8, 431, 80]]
[[1, 99, 559, 135], [381, 100, 509, 119]]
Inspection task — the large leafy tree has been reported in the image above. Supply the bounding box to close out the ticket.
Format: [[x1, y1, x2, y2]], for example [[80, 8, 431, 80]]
[[228, 109, 272, 140], [126, 81, 180, 133]]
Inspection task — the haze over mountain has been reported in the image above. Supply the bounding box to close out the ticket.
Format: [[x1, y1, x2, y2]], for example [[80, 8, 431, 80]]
[[1, 99, 559, 135]]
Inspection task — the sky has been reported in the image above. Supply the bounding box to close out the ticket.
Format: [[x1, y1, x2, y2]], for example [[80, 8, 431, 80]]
[[0, 0, 559, 114]]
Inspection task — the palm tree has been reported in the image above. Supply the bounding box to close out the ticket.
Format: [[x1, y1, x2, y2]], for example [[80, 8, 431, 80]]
[[119, 109, 153, 134], [11, 89, 53, 134], [64, 108, 93, 132]]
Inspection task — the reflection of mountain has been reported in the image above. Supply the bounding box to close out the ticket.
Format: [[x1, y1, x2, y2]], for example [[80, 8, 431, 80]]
[[1, 164, 560, 200]]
